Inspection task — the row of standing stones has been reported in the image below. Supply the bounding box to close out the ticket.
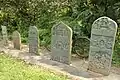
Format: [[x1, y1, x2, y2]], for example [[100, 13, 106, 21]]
[[1, 16, 118, 76]]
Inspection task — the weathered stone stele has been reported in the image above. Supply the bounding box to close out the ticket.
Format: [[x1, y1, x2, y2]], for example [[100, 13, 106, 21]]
[[0, 33, 2, 41], [51, 22, 72, 64], [29, 26, 39, 55], [88, 17, 118, 75], [1, 25, 8, 46], [0, 33, 3, 47], [12, 31, 21, 50]]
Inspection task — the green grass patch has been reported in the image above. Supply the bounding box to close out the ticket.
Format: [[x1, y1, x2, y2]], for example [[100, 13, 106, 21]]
[[0, 54, 68, 80]]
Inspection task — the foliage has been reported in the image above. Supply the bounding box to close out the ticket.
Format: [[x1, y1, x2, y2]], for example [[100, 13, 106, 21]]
[[0, 0, 120, 65]]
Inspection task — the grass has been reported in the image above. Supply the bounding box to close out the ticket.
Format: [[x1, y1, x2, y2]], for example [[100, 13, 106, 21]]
[[0, 54, 68, 80]]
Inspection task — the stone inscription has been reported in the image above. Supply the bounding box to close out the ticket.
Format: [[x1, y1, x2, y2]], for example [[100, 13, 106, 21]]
[[53, 41, 69, 50], [91, 34, 114, 49], [88, 17, 118, 75], [12, 31, 21, 50], [89, 50, 111, 69], [1, 25, 8, 46], [29, 26, 39, 55], [51, 22, 72, 64]]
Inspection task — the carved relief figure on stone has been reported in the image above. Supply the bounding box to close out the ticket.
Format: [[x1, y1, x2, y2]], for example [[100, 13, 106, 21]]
[[88, 16, 118, 76]]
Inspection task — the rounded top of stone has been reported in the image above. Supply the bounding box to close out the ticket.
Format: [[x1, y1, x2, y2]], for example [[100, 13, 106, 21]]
[[13, 30, 19, 33], [1, 25, 7, 28], [30, 26, 37, 29], [94, 16, 116, 22], [52, 21, 72, 32], [13, 31, 20, 36], [29, 26, 38, 32], [92, 16, 118, 30]]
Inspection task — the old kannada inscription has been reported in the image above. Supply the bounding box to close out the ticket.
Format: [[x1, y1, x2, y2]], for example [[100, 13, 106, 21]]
[[1, 25, 8, 46], [29, 26, 39, 55], [88, 17, 118, 75], [51, 22, 72, 64]]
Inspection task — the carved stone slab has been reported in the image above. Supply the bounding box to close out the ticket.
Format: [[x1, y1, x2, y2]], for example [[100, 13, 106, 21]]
[[88, 17, 118, 75], [1, 25, 8, 46], [29, 26, 39, 55], [12, 31, 21, 50], [51, 22, 72, 64]]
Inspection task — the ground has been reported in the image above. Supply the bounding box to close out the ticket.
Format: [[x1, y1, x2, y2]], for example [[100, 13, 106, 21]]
[[0, 54, 67, 80], [0, 41, 120, 80]]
